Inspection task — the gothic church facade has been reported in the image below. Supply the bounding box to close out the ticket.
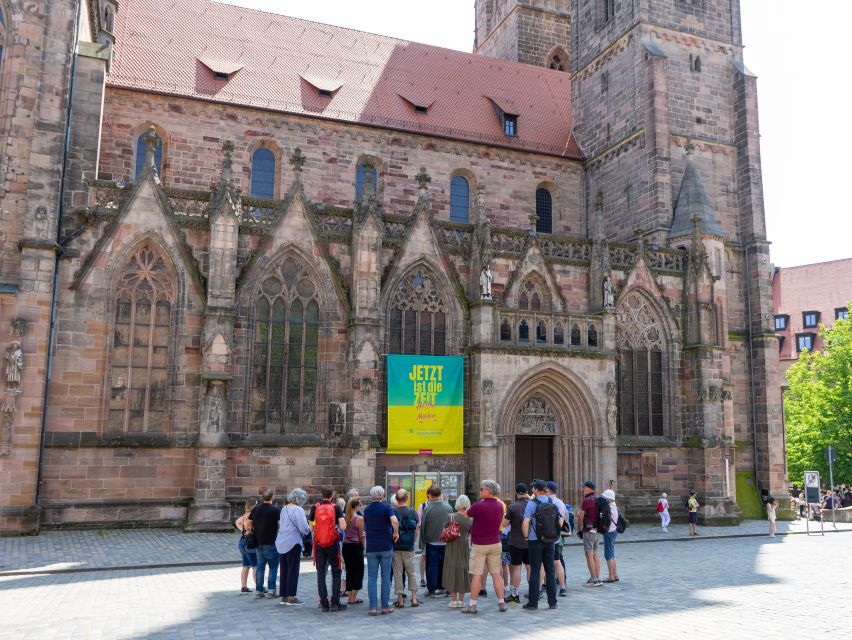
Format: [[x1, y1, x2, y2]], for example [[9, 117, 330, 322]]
[[0, 0, 786, 533]]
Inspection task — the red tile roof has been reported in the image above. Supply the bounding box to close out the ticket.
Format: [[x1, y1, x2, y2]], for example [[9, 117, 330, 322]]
[[108, 0, 583, 159]]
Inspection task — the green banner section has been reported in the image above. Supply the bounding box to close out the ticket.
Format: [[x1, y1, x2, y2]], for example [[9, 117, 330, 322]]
[[386, 355, 464, 455]]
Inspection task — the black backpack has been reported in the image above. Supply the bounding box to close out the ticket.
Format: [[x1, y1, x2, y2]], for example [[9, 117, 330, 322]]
[[594, 496, 612, 534], [615, 514, 629, 534], [534, 497, 561, 544]]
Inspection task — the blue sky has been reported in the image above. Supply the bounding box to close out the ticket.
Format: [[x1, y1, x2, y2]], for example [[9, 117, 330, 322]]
[[225, 1, 850, 268]]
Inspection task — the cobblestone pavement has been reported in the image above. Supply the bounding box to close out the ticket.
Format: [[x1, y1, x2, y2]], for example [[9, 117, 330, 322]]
[[1, 527, 850, 639], [1, 516, 849, 574]]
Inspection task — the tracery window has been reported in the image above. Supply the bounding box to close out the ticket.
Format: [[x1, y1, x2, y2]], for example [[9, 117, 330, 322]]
[[108, 244, 174, 432], [518, 278, 544, 311], [388, 270, 447, 355], [616, 293, 666, 436], [547, 50, 568, 72], [250, 256, 319, 432], [449, 175, 470, 223]]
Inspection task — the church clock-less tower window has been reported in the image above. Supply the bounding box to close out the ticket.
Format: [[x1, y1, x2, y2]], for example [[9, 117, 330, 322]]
[[108, 244, 175, 433], [250, 256, 320, 433]]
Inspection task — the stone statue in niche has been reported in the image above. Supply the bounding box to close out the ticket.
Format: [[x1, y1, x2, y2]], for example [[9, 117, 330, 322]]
[[330, 402, 346, 434], [603, 276, 615, 309], [481, 379, 494, 437], [479, 266, 493, 300], [606, 382, 617, 437], [6, 341, 23, 394], [207, 385, 222, 433], [0, 413, 11, 456]]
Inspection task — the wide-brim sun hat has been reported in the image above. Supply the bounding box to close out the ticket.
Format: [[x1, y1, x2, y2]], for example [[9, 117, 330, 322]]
[[602, 489, 616, 500]]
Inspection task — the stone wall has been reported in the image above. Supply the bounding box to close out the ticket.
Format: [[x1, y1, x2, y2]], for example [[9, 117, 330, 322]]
[[98, 90, 586, 235]]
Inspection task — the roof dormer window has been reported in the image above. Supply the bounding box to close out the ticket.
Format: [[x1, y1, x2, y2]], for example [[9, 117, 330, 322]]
[[318, 89, 333, 98], [397, 91, 435, 115], [503, 114, 518, 137], [198, 58, 243, 83], [301, 74, 343, 99]]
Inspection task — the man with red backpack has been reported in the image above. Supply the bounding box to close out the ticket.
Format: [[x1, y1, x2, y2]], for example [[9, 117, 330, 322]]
[[309, 488, 348, 612], [577, 481, 604, 587]]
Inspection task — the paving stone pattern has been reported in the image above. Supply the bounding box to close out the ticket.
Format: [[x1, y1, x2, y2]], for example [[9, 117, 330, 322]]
[[1, 527, 849, 639], [2, 518, 850, 575]]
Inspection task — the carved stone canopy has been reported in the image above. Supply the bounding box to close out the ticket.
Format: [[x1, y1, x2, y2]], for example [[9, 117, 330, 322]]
[[515, 395, 557, 436]]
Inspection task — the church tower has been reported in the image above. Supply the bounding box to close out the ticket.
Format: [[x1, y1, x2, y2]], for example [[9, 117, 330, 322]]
[[475, 1, 787, 513], [474, 0, 572, 70]]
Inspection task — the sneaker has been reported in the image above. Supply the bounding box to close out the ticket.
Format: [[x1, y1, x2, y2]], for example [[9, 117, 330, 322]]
[[462, 604, 477, 614], [498, 602, 508, 613], [420, 579, 426, 588], [585, 577, 595, 585], [591, 579, 603, 587], [425, 592, 438, 598], [255, 591, 267, 599], [548, 604, 558, 610], [266, 591, 278, 599], [479, 589, 488, 597], [240, 587, 252, 594], [558, 587, 567, 598], [287, 597, 304, 606], [330, 604, 348, 612], [436, 589, 447, 595], [522, 603, 538, 611]]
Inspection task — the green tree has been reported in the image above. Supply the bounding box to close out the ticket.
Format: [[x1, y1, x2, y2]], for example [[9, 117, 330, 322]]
[[784, 309, 852, 485]]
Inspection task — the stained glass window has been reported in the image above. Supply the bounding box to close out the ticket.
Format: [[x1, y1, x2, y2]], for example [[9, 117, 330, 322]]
[[251, 257, 319, 432]]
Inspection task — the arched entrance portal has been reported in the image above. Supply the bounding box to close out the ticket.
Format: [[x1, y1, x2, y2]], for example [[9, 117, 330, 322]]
[[497, 364, 602, 508]]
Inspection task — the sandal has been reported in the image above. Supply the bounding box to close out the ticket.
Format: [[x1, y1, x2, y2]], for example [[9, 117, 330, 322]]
[[369, 610, 378, 616], [394, 601, 404, 608], [349, 599, 364, 605], [381, 608, 394, 615], [411, 601, 420, 608], [603, 577, 619, 583]]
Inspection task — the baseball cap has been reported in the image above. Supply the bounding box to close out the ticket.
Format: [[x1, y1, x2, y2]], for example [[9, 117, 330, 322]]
[[583, 481, 596, 490], [546, 481, 559, 492], [602, 489, 615, 500], [515, 483, 527, 494], [531, 479, 547, 491]]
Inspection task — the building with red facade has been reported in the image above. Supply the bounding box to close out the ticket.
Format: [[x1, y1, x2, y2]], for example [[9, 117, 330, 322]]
[[0, 0, 787, 533]]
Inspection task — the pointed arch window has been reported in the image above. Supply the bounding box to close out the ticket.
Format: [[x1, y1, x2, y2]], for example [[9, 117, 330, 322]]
[[449, 175, 470, 223], [388, 270, 448, 355], [251, 257, 320, 433], [355, 161, 379, 200], [108, 244, 174, 432], [518, 278, 546, 311], [616, 294, 666, 436], [535, 187, 553, 234], [547, 50, 569, 72], [500, 318, 512, 342], [135, 130, 163, 179], [250, 147, 276, 199]]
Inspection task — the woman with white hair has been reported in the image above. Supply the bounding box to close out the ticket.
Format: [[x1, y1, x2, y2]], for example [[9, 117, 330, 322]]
[[657, 492, 670, 532], [443, 494, 472, 608], [363, 485, 399, 615], [276, 488, 311, 605]]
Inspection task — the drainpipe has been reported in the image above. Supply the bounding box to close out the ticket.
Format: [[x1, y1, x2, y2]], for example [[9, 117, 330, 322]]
[[33, 0, 81, 528], [742, 244, 761, 496]]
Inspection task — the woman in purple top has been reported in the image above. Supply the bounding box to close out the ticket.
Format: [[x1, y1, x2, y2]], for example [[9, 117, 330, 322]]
[[342, 498, 365, 605], [362, 486, 399, 616]]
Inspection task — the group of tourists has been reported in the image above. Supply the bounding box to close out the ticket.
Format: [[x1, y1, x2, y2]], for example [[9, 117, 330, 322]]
[[235, 479, 626, 615]]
